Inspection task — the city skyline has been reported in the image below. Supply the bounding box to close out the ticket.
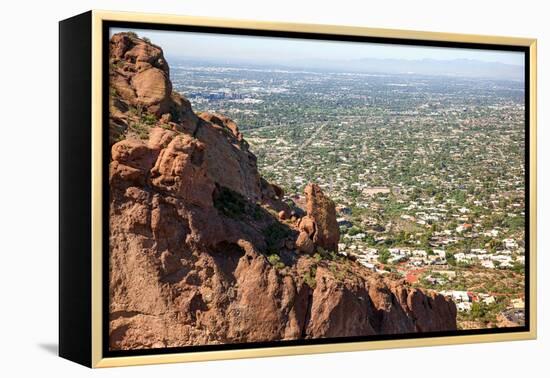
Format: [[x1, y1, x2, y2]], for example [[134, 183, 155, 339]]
[[110, 28, 524, 80]]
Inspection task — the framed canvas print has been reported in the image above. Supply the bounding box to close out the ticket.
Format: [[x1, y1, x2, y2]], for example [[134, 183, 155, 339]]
[[59, 10, 537, 368]]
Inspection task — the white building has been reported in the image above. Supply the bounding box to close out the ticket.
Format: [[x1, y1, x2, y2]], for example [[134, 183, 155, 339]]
[[511, 298, 525, 309], [482, 296, 496, 305], [502, 238, 519, 250], [440, 290, 470, 303], [457, 302, 473, 312], [412, 250, 428, 258], [471, 248, 487, 255]]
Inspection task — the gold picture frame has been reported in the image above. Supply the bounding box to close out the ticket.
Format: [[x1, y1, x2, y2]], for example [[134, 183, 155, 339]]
[[59, 9, 537, 368]]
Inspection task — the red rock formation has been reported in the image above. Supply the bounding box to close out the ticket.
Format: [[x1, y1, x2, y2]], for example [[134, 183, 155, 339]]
[[107, 32, 457, 350], [109, 33, 198, 143], [296, 183, 340, 253]]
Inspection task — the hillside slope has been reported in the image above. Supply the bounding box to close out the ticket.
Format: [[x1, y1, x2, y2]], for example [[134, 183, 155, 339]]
[[107, 32, 457, 350]]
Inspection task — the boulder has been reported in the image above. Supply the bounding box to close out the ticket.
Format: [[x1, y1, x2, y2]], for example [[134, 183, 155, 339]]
[[150, 134, 214, 209], [131, 67, 171, 109], [295, 231, 315, 254]]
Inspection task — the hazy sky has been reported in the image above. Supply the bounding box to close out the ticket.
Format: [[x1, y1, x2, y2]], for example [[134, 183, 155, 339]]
[[110, 27, 524, 67]]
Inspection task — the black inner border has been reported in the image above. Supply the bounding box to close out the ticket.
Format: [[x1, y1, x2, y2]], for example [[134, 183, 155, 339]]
[[102, 20, 531, 359]]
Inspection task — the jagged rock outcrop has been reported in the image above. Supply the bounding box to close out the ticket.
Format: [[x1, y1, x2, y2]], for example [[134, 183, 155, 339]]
[[109, 33, 198, 143], [107, 32, 457, 350], [296, 183, 340, 253]]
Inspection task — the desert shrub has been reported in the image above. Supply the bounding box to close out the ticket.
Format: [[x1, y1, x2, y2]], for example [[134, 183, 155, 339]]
[[303, 266, 317, 289], [213, 186, 271, 224], [141, 113, 157, 125], [213, 186, 247, 219], [264, 222, 291, 252], [347, 226, 362, 236], [315, 246, 338, 261], [267, 254, 285, 269], [329, 263, 346, 281], [378, 248, 391, 264], [446, 251, 457, 266], [128, 122, 150, 140]]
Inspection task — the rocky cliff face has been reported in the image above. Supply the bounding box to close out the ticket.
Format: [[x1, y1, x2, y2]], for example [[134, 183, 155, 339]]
[[107, 33, 457, 350]]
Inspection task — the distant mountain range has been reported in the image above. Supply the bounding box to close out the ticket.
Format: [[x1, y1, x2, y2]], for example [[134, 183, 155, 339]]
[[312, 57, 524, 81], [170, 55, 524, 81]]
